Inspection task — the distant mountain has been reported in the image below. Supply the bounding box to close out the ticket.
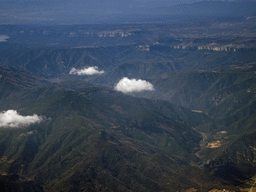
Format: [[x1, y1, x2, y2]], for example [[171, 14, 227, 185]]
[[160, 1, 256, 17], [1, 46, 255, 80], [0, 46, 181, 79], [1, 0, 256, 24], [0, 25, 156, 47], [0, 0, 178, 24]]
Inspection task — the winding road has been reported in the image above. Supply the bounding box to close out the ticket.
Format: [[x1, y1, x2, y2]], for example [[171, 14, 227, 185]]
[[249, 180, 256, 192]]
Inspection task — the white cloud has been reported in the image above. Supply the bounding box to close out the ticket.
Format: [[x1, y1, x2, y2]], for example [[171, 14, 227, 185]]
[[69, 66, 104, 75], [0, 110, 43, 128], [0, 35, 10, 42], [114, 77, 154, 93]]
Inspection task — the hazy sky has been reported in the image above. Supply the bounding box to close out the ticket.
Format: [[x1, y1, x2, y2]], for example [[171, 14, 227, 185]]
[[0, 0, 253, 24]]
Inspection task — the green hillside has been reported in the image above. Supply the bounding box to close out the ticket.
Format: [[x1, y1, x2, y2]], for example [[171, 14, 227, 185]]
[[0, 45, 256, 191], [0, 81, 219, 191]]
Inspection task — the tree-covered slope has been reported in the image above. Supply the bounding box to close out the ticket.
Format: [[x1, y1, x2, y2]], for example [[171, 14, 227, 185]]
[[1, 46, 255, 80], [0, 84, 225, 192], [0, 44, 256, 191]]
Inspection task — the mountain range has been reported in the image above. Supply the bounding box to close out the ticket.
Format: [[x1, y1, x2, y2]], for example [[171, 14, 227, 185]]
[[0, 0, 256, 24], [1, 7, 256, 191], [0, 44, 256, 191]]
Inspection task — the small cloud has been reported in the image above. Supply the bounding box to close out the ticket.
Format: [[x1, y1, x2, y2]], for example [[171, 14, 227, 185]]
[[114, 77, 154, 94], [0, 35, 10, 42], [0, 110, 43, 128], [69, 66, 104, 75]]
